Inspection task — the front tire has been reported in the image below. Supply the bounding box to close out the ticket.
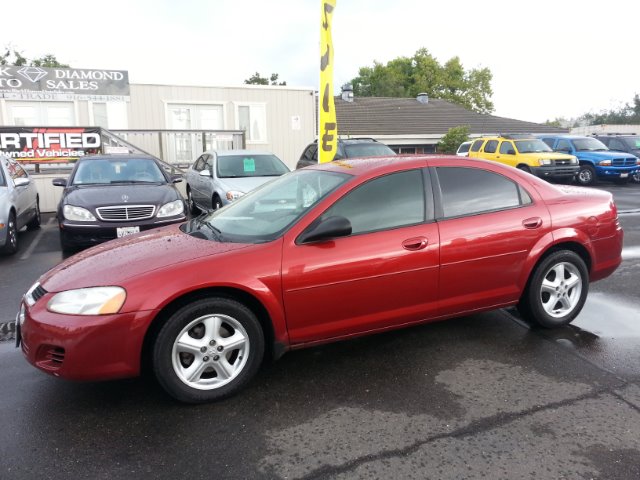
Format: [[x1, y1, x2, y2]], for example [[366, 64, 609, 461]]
[[518, 250, 588, 328], [187, 187, 200, 215], [153, 297, 265, 403], [576, 165, 596, 186]]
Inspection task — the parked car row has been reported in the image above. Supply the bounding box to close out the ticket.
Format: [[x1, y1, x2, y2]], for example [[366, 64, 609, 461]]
[[460, 134, 640, 185], [0, 154, 40, 255]]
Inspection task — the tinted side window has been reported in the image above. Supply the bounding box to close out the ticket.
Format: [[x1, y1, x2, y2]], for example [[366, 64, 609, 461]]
[[322, 169, 426, 235], [484, 140, 498, 153], [0, 159, 6, 186], [470, 139, 484, 152], [8, 160, 28, 180], [540, 138, 555, 148], [193, 155, 206, 171], [556, 139, 572, 152], [302, 144, 318, 163], [608, 139, 626, 151], [499, 141, 515, 154], [437, 167, 523, 218]]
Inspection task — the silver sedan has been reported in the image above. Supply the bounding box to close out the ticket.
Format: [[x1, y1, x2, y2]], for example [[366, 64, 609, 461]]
[[185, 150, 290, 213], [0, 154, 40, 255]]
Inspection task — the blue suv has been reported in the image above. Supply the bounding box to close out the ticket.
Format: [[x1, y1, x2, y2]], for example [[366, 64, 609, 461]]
[[537, 135, 639, 185]]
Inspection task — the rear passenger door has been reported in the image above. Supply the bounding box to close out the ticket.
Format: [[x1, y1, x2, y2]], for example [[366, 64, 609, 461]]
[[432, 164, 551, 316]]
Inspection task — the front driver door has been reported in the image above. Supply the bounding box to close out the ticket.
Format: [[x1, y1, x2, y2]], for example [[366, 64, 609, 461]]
[[282, 168, 440, 344]]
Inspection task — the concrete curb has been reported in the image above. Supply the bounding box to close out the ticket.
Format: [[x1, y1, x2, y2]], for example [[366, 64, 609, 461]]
[[0, 321, 15, 342]]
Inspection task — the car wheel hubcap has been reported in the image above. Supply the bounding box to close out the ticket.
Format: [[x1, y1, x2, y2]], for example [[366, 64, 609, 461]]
[[8, 219, 16, 248], [578, 170, 592, 183], [539, 262, 582, 318], [171, 314, 249, 390]]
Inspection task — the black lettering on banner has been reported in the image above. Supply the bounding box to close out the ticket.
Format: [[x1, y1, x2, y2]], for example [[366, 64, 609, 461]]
[[322, 2, 334, 29], [322, 84, 331, 113], [320, 45, 331, 72], [322, 123, 337, 152]]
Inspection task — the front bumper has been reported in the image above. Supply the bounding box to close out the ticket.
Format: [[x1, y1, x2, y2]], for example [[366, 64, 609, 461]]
[[594, 166, 639, 179], [530, 165, 579, 179], [59, 215, 186, 247], [19, 295, 157, 381]]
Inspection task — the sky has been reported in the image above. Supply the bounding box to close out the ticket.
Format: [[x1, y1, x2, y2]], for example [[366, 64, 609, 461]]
[[3, 0, 639, 124]]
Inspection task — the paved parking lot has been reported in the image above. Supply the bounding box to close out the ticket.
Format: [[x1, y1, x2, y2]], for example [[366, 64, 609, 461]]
[[1, 183, 639, 479]]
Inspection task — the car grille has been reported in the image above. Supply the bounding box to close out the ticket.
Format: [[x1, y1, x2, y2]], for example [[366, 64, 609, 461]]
[[31, 284, 47, 303], [612, 158, 636, 167], [96, 205, 155, 221], [554, 159, 573, 166], [36, 345, 65, 371]]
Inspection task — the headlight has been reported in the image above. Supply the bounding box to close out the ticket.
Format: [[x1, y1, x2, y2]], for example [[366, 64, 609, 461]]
[[47, 287, 126, 315], [538, 159, 552, 166], [17, 303, 26, 327], [63, 205, 96, 222], [570, 157, 578, 164], [157, 199, 184, 218], [598, 160, 612, 166], [226, 190, 245, 201]]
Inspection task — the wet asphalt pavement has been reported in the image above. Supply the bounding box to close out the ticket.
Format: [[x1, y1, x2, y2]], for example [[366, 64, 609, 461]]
[[0, 183, 639, 479]]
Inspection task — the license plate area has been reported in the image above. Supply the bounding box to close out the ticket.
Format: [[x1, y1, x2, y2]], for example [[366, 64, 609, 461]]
[[620, 173, 629, 178], [117, 226, 140, 238]]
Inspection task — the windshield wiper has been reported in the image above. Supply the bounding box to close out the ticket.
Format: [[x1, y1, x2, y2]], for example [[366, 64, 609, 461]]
[[201, 220, 226, 242]]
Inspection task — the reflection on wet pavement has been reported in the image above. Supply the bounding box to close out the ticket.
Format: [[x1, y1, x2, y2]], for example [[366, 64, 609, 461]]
[[621, 246, 640, 260], [573, 292, 640, 339]]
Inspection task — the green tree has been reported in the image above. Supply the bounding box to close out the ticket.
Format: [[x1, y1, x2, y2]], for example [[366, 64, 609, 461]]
[[576, 94, 640, 126], [1, 46, 69, 67], [350, 48, 494, 114], [438, 125, 470, 154], [244, 72, 286, 86]]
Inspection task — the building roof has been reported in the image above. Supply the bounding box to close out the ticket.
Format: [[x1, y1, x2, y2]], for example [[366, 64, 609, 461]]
[[334, 97, 567, 136]]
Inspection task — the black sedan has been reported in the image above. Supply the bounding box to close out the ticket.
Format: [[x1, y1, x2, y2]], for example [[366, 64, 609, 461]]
[[52, 155, 186, 251]]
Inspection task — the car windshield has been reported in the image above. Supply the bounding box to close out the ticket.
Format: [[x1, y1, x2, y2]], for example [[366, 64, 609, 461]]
[[514, 140, 553, 153], [623, 137, 640, 149], [217, 154, 289, 178], [183, 169, 350, 243], [344, 143, 396, 158], [573, 138, 608, 152], [72, 158, 166, 185], [457, 142, 471, 153]]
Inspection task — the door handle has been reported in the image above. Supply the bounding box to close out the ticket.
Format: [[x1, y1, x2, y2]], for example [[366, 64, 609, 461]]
[[402, 237, 428, 251], [522, 217, 543, 229]]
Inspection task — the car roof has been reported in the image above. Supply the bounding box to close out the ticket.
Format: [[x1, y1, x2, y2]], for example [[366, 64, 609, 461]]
[[204, 149, 277, 156], [535, 134, 590, 139]]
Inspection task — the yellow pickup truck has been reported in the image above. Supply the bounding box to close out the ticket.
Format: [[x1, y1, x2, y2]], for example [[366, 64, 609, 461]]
[[468, 135, 579, 181]]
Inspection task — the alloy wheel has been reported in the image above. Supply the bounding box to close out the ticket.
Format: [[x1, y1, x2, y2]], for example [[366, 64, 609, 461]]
[[539, 262, 582, 318]]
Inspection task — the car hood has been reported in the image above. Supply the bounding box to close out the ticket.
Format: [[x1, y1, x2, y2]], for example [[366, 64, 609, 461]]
[[63, 184, 180, 207], [574, 151, 636, 161], [217, 176, 280, 193], [39, 224, 250, 292]]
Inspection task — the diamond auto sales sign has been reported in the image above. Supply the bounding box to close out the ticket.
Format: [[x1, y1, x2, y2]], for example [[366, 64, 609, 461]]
[[0, 65, 129, 102]]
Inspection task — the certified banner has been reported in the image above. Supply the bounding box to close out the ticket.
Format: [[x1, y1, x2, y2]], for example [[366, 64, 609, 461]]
[[319, 0, 337, 164], [0, 127, 102, 162]]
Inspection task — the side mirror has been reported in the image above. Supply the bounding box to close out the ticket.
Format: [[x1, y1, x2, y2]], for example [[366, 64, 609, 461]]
[[52, 178, 67, 187], [172, 175, 183, 183], [298, 215, 352, 244], [14, 177, 30, 187], [506, 149, 515, 155], [199, 170, 212, 177]]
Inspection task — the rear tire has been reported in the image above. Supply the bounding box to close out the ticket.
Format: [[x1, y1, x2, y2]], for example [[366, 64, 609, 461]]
[[518, 250, 588, 328], [152, 297, 265, 403], [1, 212, 18, 255], [576, 165, 596, 186], [26, 199, 41, 230]]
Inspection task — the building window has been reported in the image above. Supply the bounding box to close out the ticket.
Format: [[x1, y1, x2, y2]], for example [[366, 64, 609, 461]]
[[7, 101, 75, 126], [237, 103, 267, 142]]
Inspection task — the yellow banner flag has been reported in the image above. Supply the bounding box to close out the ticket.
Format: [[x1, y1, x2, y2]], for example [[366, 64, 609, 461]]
[[319, 0, 337, 163]]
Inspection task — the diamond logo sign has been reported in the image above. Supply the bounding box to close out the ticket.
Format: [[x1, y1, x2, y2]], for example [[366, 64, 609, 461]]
[[17, 66, 48, 83]]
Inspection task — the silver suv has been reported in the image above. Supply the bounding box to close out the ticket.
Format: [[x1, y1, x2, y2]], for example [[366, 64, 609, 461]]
[[0, 155, 40, 254]]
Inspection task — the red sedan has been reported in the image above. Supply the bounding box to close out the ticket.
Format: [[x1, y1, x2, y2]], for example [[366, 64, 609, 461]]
[[18, 156, 623, 403]]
